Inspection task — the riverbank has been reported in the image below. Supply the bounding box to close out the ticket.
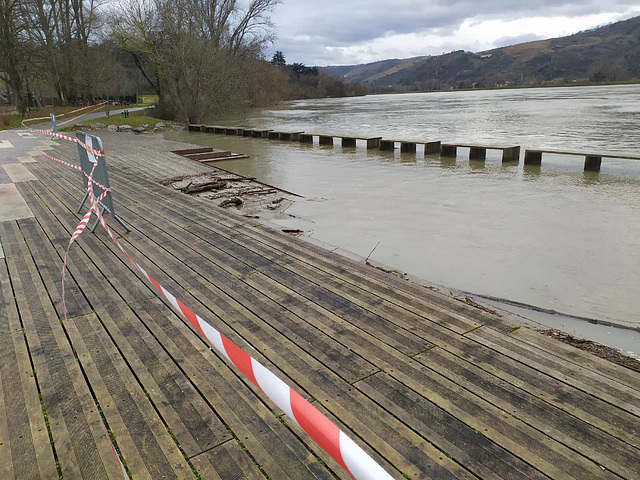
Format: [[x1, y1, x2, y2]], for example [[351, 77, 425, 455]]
[[2, 127, 638, 478], [89, 126, 639, 364]]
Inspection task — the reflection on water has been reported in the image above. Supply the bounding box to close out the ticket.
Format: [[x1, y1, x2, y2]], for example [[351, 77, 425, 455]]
[[165, 85, 640, 345]]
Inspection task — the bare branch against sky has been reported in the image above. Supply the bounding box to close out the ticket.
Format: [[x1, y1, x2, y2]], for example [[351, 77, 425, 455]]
[[267, 1, 640, 65]]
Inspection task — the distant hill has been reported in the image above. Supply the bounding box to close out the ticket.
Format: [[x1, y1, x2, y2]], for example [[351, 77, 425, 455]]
[[322, 16, 640, 92]]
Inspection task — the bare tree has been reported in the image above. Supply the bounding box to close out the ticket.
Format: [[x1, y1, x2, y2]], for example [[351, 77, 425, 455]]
[[0, 0, 29, 113], [21, 0, 105, 103], [112, 0, 279, 122]]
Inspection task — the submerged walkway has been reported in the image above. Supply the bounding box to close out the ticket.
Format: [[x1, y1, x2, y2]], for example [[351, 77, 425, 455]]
[[0, 130, 638, 479]]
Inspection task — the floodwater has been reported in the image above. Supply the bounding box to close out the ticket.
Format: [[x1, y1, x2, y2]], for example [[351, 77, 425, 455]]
[[165, 84, 640, 354]]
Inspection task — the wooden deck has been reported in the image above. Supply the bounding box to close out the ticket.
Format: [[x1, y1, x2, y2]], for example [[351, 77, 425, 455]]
[[1, 131, 639, 479]]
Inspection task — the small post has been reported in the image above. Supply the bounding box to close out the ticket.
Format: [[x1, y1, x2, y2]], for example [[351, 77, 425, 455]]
[[441, 144, 457, 157], [584, 155, 602, 172], [501, 146, 520, 162], [341, 137, 356, 147], [400, 142, 416, 153], [366, 137, 381, 149], [469, 147, 487, 161], [424, 141, 441, 155], [524, 150, 542, 166], [379, 140, 395, 151]]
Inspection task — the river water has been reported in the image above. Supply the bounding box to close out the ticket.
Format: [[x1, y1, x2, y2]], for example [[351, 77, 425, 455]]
[[165, 84, 640, 354]]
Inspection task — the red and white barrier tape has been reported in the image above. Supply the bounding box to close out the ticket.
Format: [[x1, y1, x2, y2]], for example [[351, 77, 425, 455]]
[[57, 102, 109, 128], [31, 113, 393, 479], [39, 150, 111, 193]]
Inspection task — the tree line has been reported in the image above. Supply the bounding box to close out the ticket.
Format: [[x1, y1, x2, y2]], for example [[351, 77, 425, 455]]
[[0, 0, 365, 123]]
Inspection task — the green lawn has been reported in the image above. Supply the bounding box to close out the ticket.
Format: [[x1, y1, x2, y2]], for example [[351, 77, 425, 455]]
[[59, 108, 180, 131]]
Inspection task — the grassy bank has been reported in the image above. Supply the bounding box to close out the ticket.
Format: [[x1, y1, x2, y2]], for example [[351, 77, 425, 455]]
[[57, 108, 182, 132], [1, 98, 158, 132]]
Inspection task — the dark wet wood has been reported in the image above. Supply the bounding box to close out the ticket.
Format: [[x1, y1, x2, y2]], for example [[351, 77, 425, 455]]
[[1, 132, 638, 479]]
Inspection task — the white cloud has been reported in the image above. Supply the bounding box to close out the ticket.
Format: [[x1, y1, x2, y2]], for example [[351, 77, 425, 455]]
[[266, 2, 640, 65]]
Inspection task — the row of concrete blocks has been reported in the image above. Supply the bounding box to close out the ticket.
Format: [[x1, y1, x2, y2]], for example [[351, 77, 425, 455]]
[[188, 124, 528, 163], [187, 124, 623, 171]]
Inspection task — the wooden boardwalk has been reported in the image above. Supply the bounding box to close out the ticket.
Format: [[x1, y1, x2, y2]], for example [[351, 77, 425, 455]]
[[1, 131, 638, 479]]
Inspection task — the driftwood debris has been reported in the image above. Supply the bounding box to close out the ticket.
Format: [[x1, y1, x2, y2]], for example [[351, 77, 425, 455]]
[[219, 197, 243, 208], [183, 181, 227, 194]]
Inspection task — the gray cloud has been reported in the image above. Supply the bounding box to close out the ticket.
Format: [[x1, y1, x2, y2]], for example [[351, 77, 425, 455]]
[[266, 1, 640, 65]]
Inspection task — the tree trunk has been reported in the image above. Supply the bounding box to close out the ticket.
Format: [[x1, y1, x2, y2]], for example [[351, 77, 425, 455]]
[[8, 67, 25, 115]]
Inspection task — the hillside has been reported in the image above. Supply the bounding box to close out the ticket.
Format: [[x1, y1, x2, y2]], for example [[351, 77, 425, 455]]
[[322, 16, 640, 92]]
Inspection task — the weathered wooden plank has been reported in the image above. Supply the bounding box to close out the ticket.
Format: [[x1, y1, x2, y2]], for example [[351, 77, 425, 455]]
[[17, 215, 93, 319], [383, 354, 615, 479], [357, 373, 549, 480], [0, 258, 59, 479], [510, 327, 640, 392], [17, 188, 200, 478], [469, 327, 640, 419], [0, 220, 122, 479], [19, 182, 231, 459], [190, 441, 265, 480], [64, 313, 194, 479], [415, 347, 639, 478]]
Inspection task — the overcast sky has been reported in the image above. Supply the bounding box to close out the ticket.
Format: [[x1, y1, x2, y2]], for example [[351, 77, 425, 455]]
[[265, 1, 640, 66]]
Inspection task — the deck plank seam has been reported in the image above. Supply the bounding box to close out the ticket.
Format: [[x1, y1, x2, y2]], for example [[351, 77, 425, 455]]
[[408, 353, 639, 477], [14, 218, 137, 479], [350, 378, 552, 480], [2, 221, 114, 478], [2, 256, 62, 479]]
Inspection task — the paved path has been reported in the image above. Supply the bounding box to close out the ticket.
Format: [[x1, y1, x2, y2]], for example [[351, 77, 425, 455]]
[[0, 130, 638, 479]]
